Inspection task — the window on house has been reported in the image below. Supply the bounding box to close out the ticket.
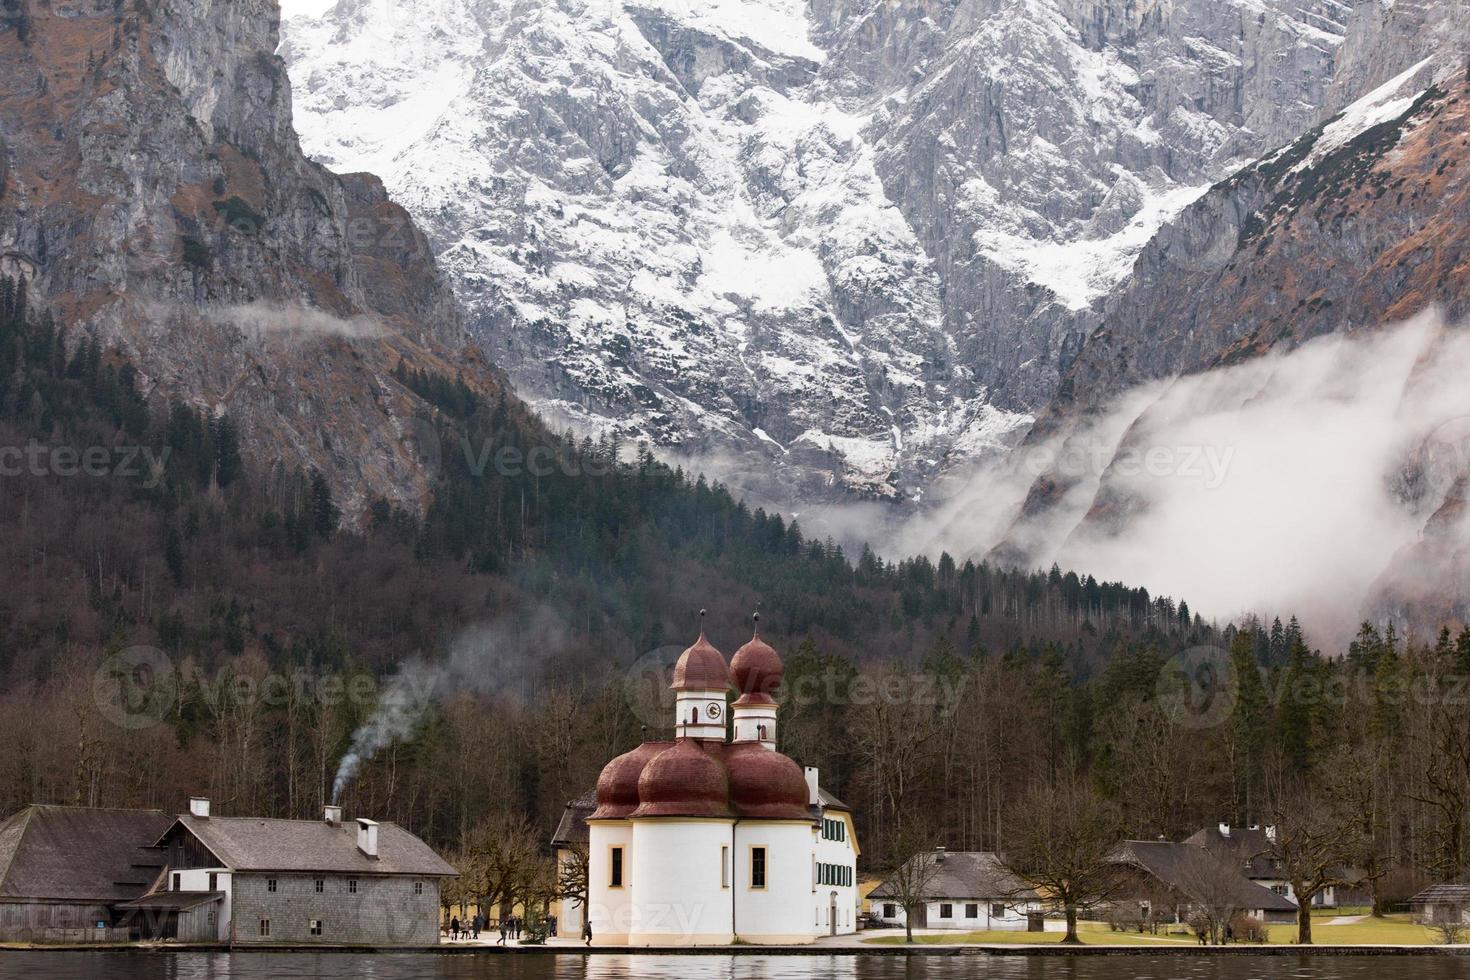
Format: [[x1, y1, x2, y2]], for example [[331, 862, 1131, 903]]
[[965, 903, 979, 918], [172, 873, 181, 892], [884, 904, 896, 919], [259, 919, 271, 938], [315, 879, 324, 893], [348, 880, 358, 894], [267, 879, 277, 893], [610, 847, 624, 888], [751, 847, 767, 889], [415, 882, 423, 895], [208, 873, 217, 892], [310, 919, 323, 936], [991, 903, 1005, 919], [721, 846, 730, 888], [940, 903, 954, 918]]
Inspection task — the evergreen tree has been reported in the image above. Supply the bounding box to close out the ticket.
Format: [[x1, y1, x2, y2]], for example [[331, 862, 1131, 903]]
[[310, 471, 340, 539]]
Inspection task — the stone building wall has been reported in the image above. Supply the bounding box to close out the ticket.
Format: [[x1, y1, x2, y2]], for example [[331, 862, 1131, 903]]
[[230, 873, 441, 945]]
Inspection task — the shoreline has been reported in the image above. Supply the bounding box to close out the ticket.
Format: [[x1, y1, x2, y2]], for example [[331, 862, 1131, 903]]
[[3, 943, 1469, 957]]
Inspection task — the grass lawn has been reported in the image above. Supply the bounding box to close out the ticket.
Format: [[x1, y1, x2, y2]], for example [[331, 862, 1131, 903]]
[[863, 921, 1201, 946], [1265, 912, 1436, 946], [863, 913, 1441, 947]]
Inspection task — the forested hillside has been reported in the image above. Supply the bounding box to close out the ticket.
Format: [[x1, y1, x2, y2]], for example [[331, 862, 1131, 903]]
[[9, 282, 1469, 909]]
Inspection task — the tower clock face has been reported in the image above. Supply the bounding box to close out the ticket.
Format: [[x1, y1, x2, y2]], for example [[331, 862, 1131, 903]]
[[706, 702, 722, 720]]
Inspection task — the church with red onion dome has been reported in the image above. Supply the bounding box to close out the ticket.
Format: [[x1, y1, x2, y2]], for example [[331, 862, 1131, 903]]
[[559, 614, 859, 945]]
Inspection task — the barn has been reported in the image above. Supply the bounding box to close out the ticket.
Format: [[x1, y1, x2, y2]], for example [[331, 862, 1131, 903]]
[[0, 805, 173, 942]]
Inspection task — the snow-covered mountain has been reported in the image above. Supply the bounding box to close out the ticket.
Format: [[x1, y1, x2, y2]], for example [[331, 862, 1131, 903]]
[[279, 0, 1461, 505]]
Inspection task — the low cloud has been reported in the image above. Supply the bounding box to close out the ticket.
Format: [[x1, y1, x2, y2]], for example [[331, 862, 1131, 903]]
[[206, 300, 383, 339], [904, 311, 1470, 646]]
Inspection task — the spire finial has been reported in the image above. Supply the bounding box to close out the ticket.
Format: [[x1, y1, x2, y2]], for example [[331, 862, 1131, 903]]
[[752, 601, 761, 636]]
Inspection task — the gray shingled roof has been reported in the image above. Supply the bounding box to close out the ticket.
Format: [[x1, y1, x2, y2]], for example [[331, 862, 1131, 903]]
[[163, 815, 456, 877], [1111, 840, 1297, 912], [552, 791, 597, 848], [0, 805, 172, 903], [1410, 882, 1470, 905], [817, 788, 850, 812], [1183, 826, 1284, 880], [869, 851, 1036, 901]]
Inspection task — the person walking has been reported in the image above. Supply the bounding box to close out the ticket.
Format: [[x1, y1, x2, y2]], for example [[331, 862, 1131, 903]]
[[548, 914, 557, 938], [450, 916, 460, 941], [472, 913, 481, 940], [582, 918, 593, 947], [498, 917, 507, 945]]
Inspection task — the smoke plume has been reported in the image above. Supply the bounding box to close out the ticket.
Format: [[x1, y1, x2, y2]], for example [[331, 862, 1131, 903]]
[[331, 607, 573, 802]]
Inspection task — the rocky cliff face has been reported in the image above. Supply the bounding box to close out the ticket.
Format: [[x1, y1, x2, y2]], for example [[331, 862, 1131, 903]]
[[281, 0, 1464, 508], [0, 0, 495, 516], [984, 67, 1470, 635]]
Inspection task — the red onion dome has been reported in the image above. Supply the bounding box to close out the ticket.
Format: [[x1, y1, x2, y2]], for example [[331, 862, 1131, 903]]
[[631, 739, 733, 819], [725, 742, 812, 820], [731, 631, 782, 704], [671, 632, 730, 692], [590, 742, 667, 820]]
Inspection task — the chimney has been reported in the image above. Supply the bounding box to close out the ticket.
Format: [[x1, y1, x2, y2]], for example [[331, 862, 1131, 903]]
[[804, 766, 820, 808], [189, 797, 211, 819], [323, 804, 343, 826], [357, 818, 380, 859], [1218, 823, 1230, 838], [935, 846, 947, 863]]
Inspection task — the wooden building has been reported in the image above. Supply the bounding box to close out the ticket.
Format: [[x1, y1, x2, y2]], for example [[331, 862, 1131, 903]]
[[0, 805, 173, 942]]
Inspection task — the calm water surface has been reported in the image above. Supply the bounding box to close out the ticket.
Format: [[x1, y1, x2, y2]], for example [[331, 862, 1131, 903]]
[[0, 952, 1462, 980]]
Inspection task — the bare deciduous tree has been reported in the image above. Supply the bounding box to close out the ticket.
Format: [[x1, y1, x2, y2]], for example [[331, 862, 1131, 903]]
[[880, 823, 946, 944], [999, 775, 1124, 944], [1265, 779, 1369, 944], [1174, 846, 1249, 944]]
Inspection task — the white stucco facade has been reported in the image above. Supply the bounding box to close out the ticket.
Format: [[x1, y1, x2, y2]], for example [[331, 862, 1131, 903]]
[[871, 896, 1039, 931], [811, 806, 859, 936]]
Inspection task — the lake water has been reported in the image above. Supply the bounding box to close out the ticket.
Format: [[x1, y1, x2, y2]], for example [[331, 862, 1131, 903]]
[[0, 952, 1464, 980]]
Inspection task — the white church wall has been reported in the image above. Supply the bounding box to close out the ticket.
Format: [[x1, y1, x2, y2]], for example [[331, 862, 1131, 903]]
[[627, 819, 736, 945], [732, 820, 816, 944]]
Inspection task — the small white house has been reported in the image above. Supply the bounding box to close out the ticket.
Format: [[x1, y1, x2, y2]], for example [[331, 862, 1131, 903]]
[[868, 850, 1041, 931]]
